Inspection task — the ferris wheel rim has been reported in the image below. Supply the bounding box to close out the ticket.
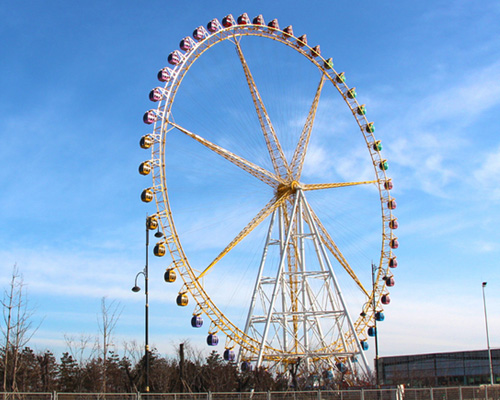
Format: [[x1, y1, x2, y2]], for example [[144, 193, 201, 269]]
[[141, 16, 397, 363]]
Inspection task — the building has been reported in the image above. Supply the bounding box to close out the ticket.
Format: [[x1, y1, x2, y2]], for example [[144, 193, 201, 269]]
[[379, 349, 500, 387]]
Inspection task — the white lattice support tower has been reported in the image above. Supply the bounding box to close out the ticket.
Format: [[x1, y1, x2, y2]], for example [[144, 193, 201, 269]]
[[240, 188, 370, 375]]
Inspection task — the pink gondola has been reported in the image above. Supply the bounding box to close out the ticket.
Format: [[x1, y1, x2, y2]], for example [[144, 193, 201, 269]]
[[149, 87, 164, 102], [180, 36, 195, 52], [207, 18, 222, 33], [157, 67, 173, 82], [389, 219, 399, 229], [143, 110, 157, 125], [168, 50, 183, 66], [193, 26, 208, 41]]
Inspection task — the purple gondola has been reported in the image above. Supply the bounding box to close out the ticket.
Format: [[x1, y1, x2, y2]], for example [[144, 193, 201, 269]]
[[191, 315, 203, 328], [207, 333, 219, 346], [224, 349, 235, 361]]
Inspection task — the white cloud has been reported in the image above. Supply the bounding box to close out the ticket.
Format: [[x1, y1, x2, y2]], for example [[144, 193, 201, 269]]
[[473, 144, 500, 199], [381, 60, 500, 199]]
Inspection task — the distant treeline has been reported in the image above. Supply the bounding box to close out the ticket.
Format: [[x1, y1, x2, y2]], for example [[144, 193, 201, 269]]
[[1, 346, 290, 393]]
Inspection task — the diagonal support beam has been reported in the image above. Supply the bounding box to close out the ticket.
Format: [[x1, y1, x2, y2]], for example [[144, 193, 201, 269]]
[[303, 181, 377, 191], [169, 120, 282, 188], [235, 42, 290, 179], [196, 193, 289, 281], [308, 207, 370, 297], [290, 74, 326, 180]]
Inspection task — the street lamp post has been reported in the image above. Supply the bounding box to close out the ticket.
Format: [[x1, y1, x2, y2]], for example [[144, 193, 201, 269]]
[[482, 282, 494, 385], [372, 263, 380, 388], [132, 217, 163, 393]]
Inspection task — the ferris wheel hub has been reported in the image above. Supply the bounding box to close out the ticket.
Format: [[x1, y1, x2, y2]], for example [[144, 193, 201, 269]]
[[276, 180, 301, 197]]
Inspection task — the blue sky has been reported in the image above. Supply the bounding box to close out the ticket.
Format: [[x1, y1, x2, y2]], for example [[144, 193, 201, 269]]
[[1, 0, 500, 367]]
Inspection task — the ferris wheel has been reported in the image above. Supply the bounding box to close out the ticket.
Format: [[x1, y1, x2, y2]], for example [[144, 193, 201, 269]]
[[139, 13, 398, 380]]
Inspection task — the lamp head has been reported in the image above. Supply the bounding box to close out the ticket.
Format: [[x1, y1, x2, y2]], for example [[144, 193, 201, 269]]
[[154, 228, 164, 238], [132, 285, 141, 292], [482, 282, 487, 287]]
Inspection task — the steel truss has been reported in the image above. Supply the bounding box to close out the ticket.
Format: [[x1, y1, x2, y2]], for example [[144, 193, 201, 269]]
[[239, 189, 369, 375]]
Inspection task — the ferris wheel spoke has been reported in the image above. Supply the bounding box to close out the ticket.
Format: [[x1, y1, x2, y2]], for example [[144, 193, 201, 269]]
[[235, 41, 290, 179], [169, 120, 282, 188], [303, 181, 377, 191], [307, 207, 370, 297], [195, 192, 289, 281], [290, 74, 326, 179]]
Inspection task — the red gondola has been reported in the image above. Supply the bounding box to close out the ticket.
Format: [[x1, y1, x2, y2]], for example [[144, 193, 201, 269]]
[[310, 45, 320, 57], [389, 219, 398, 229], [237, 13, 250, 25], [222, 14, 235, 27], [252, 15, 265, 25], [267, 19, 279, 29], [297, 34, 307, 46], [283, 25, 293, 37]]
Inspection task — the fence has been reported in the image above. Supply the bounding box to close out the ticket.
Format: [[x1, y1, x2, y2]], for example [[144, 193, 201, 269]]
[[2, 386, 500, 400]]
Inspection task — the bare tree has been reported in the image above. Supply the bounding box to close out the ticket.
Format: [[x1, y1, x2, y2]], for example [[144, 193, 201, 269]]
[[97, 297, 122, 393], [64, 333, 95, 365], [1, 265, 40, 392], [64, 333, 95, 391]]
